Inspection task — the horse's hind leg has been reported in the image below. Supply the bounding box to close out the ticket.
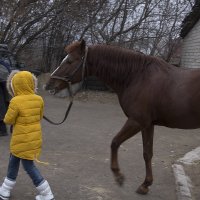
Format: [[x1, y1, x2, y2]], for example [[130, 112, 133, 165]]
[[111, 119, 141, 186], [136, 125, 154, 195]]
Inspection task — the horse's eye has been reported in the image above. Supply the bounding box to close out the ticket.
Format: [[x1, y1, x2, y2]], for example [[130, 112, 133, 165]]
[[67, 59, 73, 64]]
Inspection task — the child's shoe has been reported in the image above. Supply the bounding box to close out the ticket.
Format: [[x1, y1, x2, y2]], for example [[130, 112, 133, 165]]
[[35, 180, 54, 200], [0, 177, 16, 200]]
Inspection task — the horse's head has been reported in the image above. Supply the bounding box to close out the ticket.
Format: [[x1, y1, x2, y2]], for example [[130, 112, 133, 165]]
[[45, 40, 87, 94]]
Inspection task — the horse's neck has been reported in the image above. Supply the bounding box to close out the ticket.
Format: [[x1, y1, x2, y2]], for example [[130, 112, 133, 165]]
[[87, 49, 126, 92]]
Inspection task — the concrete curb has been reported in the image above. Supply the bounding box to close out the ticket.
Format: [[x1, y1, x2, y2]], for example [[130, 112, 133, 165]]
[[172, 164, 192, 200], [173, 146, 200, 200]]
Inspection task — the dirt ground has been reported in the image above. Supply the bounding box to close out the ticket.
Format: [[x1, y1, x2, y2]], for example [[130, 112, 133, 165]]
[[74, 90, 118, 104], [0, 90, 200, 200]]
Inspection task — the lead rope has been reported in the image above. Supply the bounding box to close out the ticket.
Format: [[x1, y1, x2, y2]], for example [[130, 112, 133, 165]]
[[43, 82, 73, 125]]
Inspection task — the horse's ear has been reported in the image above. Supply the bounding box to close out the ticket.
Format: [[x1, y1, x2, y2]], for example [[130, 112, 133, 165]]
[[80, 39, 86, 51]]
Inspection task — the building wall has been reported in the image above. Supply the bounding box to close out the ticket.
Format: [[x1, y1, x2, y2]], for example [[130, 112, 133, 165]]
[[181, 19, 200, 68]]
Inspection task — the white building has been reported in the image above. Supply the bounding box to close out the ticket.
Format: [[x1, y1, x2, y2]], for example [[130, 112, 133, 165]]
[[180, 0, 200, 68]]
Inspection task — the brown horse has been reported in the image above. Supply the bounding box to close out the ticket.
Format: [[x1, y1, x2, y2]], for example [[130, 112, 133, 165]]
[[45, 40, 200, 194]]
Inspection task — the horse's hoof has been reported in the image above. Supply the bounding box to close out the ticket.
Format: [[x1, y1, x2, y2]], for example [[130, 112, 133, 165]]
[[136, 185, 149, 195], [115, 173, 125, 186]]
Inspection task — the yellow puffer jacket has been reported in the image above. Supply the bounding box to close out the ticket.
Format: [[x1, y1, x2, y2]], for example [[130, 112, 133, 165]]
[[4, 71, 44, 160]]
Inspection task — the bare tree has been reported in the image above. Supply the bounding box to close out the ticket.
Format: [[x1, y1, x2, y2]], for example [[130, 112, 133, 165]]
[[0, 0, 195, 72], [0, 0, 71, 55]]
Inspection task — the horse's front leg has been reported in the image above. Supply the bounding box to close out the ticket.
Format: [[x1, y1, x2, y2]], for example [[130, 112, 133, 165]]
[[111, 119, 141, 186], [136, 125, 154, 194]]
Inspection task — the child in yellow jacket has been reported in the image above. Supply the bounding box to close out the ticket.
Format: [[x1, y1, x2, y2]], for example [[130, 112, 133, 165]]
[[0, 71, 54, 200]]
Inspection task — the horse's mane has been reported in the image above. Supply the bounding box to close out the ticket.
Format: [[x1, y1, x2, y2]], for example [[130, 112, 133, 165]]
[[66, 41, 172, 88], [88, 44, 171, 87]]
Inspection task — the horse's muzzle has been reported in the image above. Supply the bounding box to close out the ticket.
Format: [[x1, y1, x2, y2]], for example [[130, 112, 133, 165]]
[[43, 84, 58, 95]]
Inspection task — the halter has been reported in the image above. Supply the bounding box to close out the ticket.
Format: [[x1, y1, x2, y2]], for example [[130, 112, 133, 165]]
[[43, 46, 88, 125], [51, 46, 88, 83]]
